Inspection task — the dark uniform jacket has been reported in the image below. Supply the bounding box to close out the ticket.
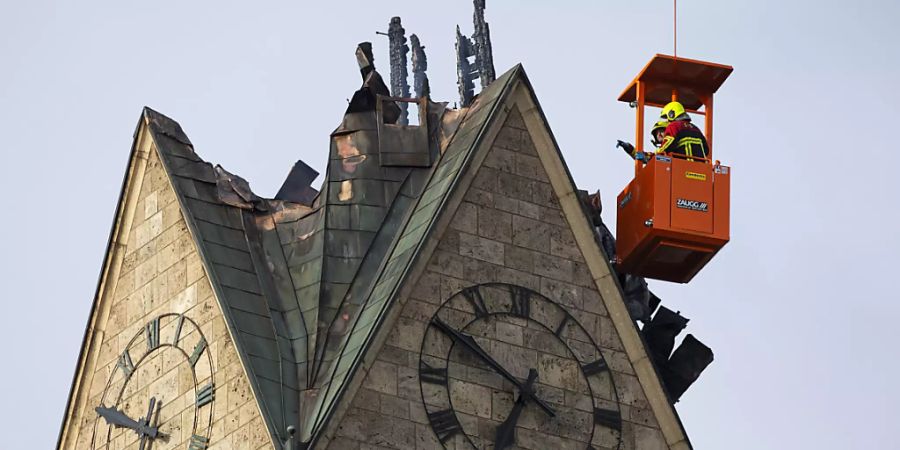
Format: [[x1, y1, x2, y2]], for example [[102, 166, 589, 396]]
[[657, 120, 709, 161]]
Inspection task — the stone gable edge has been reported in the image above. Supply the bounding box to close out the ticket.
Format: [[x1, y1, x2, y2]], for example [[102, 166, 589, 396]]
[[57, 117, 153, 449]]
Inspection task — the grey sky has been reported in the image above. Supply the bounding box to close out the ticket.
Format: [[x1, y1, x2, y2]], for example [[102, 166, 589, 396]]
[[2, 1, 898, 448]]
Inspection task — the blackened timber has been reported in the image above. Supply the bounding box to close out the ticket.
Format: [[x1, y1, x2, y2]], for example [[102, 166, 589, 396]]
[[410, 34, 430, 98], [455, 26, 477, 107], [387, 17, 410, 125], [472, 0, 496, 86], [356, 42, 375, 79]]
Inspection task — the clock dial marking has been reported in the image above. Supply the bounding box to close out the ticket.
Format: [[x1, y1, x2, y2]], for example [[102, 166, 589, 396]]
[[189, 337, 207, 367], [427, 409, 462, 443], [581, 358, 609, 377], [509, 286, 530, 318], [461, 286, 488, 318], [419, 360, 449, 386], [554, 314, 571, 337], [145, 317, 160, 351], [188, 434, 210, 450], [594, 407, 622, 431], [196, 383, 215, 408], [117, 350, 135, 377], [173, 314, 185, 345]]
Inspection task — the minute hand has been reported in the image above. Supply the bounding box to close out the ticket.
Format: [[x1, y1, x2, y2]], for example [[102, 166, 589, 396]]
[[432, 317, 556, 417]]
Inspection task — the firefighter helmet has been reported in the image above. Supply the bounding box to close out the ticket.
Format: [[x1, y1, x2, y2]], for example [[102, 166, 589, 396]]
[[661, 101, 688, 121], [650, 120, 668, 147]]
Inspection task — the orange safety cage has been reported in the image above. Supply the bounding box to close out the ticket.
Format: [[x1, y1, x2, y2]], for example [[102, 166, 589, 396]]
[[615, 54, 733, 283]]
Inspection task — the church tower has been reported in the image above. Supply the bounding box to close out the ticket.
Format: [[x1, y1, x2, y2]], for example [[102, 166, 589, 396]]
[[58, 9, 703, 450]]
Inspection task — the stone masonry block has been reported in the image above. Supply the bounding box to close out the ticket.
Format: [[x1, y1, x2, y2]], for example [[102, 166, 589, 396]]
[[459, 232, 505, 265], [410, 270, 440, 303], [512, 215, 550, 253], [464, 186, 494, 207], [451, 201, 478, 235], [550, 226, 583, 262], [497, 171, 533, 202], [540, 277, 581, 311], [632, 423, 667, 450], [492, 194, 519, 215], [483, 146, 516, 173], [493, 126, 537, 155], [534, 252, 574, 283], [472, 165, 500, 192], [363, 360, 398, 396], [539, 205, 568, 227], [477, 206, 512, 243], [427, 250, 466, 279], [532, 181, 559, 209], [581, 287, 608, 316], [503, 244, 534, 273], [515, 153, 548, 182]]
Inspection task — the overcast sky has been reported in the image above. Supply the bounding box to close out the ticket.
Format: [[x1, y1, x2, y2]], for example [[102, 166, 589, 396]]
[[2, 1, 899, 449]]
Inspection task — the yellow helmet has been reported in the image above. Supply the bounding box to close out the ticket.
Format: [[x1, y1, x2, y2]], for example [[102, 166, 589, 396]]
[[661, 101, 688, 121], [651, 119, 668, 133], [650, 120, 668, 147]]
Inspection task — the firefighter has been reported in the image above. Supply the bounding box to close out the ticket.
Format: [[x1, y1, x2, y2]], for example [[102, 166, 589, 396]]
[[650, 119, 668, 149], [656, 101, 709, 161], [616, 119, 671, 162]]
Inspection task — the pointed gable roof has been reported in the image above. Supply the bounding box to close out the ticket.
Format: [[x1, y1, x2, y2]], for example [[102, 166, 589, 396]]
[[308, 66, 696, 449]]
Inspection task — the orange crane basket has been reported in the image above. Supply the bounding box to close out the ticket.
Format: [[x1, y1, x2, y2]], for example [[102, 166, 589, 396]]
[[615, 54, 733, 283]]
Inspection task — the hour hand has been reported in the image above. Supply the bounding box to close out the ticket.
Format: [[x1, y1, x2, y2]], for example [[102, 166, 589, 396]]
[[96, 405, 143, 431], [95, 405, 158, 437], [495, 369, 538, 449]]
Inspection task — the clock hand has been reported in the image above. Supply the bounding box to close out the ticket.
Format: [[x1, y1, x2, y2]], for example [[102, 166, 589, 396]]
[[95, 405, 146, 433], [431, 317, 556, 417], [95, 404, 160, 439], [494, 369, 538, 450], [139, 397, 161, 450]]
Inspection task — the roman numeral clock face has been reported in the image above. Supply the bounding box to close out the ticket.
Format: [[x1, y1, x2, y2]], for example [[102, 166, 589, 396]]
[[91, 313, 214, 450], [419, 283, 623, 450]]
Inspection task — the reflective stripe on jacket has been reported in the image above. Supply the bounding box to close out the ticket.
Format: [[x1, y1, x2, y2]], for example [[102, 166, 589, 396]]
[[656, 120, 709, 161]]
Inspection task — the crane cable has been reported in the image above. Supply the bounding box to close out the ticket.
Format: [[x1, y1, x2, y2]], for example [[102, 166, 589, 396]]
[[673, 0, 677, 60], [672, 0, 678, 102]]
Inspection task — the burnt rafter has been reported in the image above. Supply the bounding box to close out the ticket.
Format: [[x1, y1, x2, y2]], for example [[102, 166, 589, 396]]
[[381, 17, 411, 124], [472, 0, 496, 86], [410, 34, 430, 99], [456, 0, 497, 106]]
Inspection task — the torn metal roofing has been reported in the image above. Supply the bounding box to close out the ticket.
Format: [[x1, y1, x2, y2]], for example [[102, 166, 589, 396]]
[[140, 58, 519, 448]]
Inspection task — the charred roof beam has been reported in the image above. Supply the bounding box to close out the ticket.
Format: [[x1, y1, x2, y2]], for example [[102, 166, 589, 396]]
[[456, 0, 496, 106], [410, 34, 430, 99], [379, 17, 411, 125]]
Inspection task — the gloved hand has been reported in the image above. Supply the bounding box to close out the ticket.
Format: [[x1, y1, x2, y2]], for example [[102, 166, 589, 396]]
[[634, 151, 649, 162], [616, 140, 635, 155]]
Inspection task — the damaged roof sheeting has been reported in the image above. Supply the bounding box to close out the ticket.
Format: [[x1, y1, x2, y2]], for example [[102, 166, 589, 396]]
[[140, 56, 517, 447], [577, 189, 715, 405]]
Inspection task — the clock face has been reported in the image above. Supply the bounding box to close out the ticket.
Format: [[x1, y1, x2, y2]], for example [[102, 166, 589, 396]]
[[419, 283, 622, 450], [91, 313, 214, 450]]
